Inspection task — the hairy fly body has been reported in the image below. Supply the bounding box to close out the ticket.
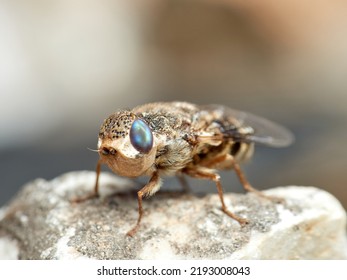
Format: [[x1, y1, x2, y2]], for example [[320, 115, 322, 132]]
[[75, 102, 294, 236]]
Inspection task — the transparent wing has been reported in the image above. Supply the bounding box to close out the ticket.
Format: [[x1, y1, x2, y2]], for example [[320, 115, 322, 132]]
[[201, 105, 295, 148]]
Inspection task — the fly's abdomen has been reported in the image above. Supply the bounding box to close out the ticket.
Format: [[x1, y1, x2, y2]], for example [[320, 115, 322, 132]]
[[231, 142, 254, 164]]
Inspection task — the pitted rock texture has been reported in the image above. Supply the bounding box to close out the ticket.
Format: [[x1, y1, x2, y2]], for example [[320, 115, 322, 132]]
[[0, 171, 346, 259]]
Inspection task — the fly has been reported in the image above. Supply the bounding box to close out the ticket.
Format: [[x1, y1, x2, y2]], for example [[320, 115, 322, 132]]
[[74, 102, 294, 236]]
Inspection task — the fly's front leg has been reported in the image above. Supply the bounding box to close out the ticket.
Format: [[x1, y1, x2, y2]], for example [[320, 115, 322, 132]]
[[127, 172, 162, 237], [72, 159, 102, 203], [183, 167, 248, 226]]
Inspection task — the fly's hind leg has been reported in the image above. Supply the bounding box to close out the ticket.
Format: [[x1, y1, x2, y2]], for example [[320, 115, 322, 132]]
[[232, 160, 267, 197], [196, 152, 279, 201], [71, 159, 102, 203], [231, 160, 284, 204], [183, 167, 248, 226]]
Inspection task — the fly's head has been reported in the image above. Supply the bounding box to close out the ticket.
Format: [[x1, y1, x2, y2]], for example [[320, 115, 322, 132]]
[[97, 110, 157, 177]]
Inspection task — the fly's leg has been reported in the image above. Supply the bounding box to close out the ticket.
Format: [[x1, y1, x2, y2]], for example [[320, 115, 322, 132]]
[[232, 160, 266, 197], [183, 167, 248, 226], [231, 160, 284, 203], [127, 172, 162, 237], [197, 153, 267, 197], [205, 153, 283, 203], [72, 159, 102, 203]]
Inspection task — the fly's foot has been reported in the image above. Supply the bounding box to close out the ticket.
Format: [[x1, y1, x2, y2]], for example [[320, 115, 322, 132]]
[[71, 192, 99, 204], [222, 208, 249, 226], [251, 190, 285, 204], [266, 195, 285, 204], [126, 225, 139, 238], [244, 183, 285, 204]]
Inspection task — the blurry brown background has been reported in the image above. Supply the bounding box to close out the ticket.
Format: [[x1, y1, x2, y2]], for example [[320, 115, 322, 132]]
[[1, 0, 346, 209]]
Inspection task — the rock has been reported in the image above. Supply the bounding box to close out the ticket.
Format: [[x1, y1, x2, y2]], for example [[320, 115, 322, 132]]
[[0, 171, 346, 260]]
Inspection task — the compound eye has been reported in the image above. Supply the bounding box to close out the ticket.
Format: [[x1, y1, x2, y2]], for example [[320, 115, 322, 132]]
[[130, 119, 153, 153]]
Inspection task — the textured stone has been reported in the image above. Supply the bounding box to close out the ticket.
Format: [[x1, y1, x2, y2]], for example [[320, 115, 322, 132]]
[[0, 171, 346, 259]]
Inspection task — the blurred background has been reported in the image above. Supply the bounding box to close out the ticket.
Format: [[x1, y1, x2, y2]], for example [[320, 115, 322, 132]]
[[1, 0, 346, 209]]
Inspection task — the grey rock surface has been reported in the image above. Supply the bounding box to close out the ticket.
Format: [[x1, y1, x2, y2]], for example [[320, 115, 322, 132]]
[[0, 171, 346, 260]]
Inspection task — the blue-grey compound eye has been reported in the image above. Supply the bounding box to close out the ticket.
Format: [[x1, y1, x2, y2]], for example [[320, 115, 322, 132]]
[[130, 119, 153, 153]]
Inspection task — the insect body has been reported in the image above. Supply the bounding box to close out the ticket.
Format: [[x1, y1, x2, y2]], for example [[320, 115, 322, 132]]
[[77, 102, 294, 236]]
